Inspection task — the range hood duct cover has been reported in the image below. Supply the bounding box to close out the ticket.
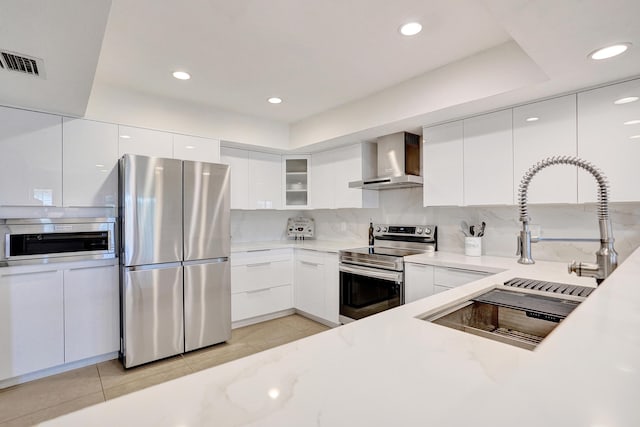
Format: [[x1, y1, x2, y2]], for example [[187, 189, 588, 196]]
[[349, 132, 422, 190]]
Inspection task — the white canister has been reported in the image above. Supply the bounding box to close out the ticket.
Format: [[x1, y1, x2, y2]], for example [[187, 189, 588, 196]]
[[464, 237, 482, 257]]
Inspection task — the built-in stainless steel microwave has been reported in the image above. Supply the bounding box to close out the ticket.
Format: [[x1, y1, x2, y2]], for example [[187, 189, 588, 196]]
[[1, 218, 116, 266]]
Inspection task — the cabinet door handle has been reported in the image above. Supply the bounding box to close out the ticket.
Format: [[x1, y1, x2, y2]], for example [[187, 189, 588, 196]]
[[246, 262, 271, 268], [68, 265, 116, 271], [1, 269, 57, 277], [300, 260, 321, 267], [442, 266, 487, 275], [246, 288, 271, 295], [247, 249, 271, 253]]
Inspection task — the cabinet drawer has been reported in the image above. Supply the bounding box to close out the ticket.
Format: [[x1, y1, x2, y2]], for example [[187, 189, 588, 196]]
[[433, 267, 489, 288], [231, 248, 292, 266], [231, 259, 292, 293], [231, 284, 293, 321]]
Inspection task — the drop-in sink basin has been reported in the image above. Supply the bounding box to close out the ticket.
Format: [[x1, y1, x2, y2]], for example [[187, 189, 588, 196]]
[[421, 278, 591, 350]]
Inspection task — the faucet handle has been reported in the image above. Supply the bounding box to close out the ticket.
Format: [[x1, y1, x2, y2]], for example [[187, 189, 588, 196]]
[[516, 235, 522, 256], [568, 260, 578, 274]]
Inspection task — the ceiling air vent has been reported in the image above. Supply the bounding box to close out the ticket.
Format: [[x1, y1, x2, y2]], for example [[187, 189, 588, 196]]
[[0, 50, 45, 78]]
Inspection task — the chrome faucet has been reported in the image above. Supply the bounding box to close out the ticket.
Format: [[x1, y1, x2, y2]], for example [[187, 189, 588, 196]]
[[516, 156, 618, 285]]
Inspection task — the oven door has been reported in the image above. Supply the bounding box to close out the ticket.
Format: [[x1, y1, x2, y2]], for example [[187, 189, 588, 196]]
[[339, 263, 403, 323]]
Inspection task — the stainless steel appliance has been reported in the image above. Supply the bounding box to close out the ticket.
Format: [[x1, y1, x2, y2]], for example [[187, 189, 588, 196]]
[[0, 218, 115, 266], [348, 132, 422, 190], [119, 154, 231, 368], [339, 224, 437, 323]]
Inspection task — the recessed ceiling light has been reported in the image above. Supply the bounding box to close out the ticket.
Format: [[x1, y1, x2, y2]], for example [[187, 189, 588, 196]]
[[525, 117, 539, 122], [185, 145, 195, 149], [614, 96, 639, 105], [120, 135, 131, 139], [400, 22, 422, 36], [95, 164, 105, 168], [624, 119, 640, 125], [172, 71, 191, 80], [268, 97, 282, 104], [630, 134, 640, 140], [589, 43, 631, 60]]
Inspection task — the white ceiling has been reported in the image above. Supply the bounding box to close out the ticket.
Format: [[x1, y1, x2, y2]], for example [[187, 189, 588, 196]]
[[1, 0, 639, 147]]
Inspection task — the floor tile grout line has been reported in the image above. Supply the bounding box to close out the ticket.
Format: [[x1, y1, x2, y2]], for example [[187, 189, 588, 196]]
[[96, 362, 108, 402]]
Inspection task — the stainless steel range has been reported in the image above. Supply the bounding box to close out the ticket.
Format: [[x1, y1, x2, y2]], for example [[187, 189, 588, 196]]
[[339, 224, 437, 323]]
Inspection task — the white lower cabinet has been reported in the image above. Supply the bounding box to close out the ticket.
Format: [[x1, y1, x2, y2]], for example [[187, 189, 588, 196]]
[[231, 248, 339, 325], [63, 264, 119, 363], [231, 249, 294, 322], [324, 253, 339, 324], [294, 250, 326, 319], [404, 263, 435, 303], [0, 268, 64, 380], [294, 249, 339, 324], [432, 266, 490, 294]]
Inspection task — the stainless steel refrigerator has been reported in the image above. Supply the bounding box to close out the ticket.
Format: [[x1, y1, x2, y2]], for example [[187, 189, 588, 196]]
[[119, 154, 231, 368]]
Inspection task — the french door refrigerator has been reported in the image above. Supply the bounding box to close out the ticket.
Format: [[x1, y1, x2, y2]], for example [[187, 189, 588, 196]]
[[119, 154, 231, 368]]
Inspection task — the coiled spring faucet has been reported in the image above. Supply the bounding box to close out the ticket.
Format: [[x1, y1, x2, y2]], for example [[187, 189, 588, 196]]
[[517, 156, 617, 285]]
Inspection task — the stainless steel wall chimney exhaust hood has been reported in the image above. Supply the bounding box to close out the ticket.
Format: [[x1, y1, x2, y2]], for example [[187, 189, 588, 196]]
[[349, 132, 422, 190]]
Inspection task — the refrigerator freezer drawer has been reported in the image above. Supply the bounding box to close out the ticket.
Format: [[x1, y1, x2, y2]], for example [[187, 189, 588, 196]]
[[122, 264, 184, 368], [184, 259, 231, 352]]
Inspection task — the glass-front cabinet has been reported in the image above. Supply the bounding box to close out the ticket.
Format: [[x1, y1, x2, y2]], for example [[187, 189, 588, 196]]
[[283, 155, 310, 209]]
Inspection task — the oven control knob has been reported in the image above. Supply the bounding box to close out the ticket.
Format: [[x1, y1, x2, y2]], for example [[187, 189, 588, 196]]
[[375, 226, 381, 232], [416, 227, 423, 234], [425, 227, 431, 235], [382, 226, 387, 232]]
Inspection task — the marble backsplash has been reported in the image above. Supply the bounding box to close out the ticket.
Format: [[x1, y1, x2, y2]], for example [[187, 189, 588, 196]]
[[230, 187, 640, 263]]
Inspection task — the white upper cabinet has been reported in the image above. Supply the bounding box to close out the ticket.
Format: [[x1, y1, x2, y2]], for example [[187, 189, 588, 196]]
[[249, 151, 282, 209], [220, 147, 250, 210], [463, 110, 514, 205], [513, 95, 577, 204], [118, 125, 173, 158], [283, 155, 310, 209], [310, 149, 334, 209], [310, 143, 378, 209], [577, 78, 640, 203], [0, 106, 62, 207], [173, 134, 220, 163], [333, 144, 378, 209], [62, 118, 119, 207], [221, 147, 281, 210], [423, 121, 464, 206]]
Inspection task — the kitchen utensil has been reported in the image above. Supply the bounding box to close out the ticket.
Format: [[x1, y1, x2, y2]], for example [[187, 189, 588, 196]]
[[460, 221, 470, 237], [478, 221, 486, 237], [470, 225, 475, 236]]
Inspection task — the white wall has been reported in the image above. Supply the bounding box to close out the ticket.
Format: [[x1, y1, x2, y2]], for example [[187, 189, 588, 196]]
[[232, 188, 640, 263], [85, 82, 290, 149]]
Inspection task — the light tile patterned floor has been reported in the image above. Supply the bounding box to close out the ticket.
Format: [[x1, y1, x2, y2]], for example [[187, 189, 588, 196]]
[[0, 315, 330, 426]]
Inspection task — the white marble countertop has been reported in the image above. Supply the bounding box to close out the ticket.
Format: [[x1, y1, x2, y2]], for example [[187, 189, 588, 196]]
[[42, 246, 640, 426]]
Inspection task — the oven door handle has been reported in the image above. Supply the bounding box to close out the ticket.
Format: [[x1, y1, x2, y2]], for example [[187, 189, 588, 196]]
[[339, 264, 402, 284]]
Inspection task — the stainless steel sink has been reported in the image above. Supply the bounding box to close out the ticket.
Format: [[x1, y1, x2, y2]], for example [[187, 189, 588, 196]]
[[421, 278, 591, 350]]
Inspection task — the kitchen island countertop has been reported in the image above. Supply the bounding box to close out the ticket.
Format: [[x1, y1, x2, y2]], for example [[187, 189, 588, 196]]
[[41, 247, 640, 426]]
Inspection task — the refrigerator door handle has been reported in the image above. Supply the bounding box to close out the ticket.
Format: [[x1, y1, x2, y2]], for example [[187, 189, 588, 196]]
[[182, 257, 229, 266], [126, 262, 182, 272]]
